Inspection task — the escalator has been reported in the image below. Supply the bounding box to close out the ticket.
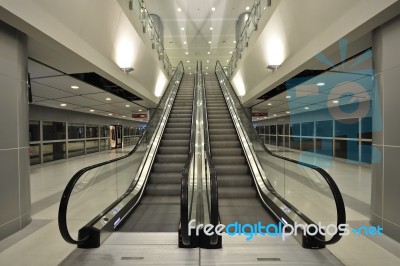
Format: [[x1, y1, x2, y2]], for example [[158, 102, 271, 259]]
[[117, 74, 194, 232], [205, 74, 276, 225]]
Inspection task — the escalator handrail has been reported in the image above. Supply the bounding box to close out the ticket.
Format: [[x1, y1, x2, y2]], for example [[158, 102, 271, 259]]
[[58, 62, 185, 245], [214, 60, 346, 245], [180, 62, 198, 246], [200, 71, 220, 245]]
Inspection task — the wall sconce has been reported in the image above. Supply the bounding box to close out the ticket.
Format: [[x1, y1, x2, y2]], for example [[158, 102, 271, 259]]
[[121, 67, 134, 73], [266, 65, 280, 71]]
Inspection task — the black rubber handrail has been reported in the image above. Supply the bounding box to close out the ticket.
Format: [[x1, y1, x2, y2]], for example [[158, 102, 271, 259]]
[[215, 60, 346, 245], [58, 62, 184, 245], [180, 62, 198, 246], [200, 69, 220, 245]]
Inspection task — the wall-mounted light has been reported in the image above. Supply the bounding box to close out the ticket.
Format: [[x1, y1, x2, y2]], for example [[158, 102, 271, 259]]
[[121, 67, 134, 73], [266, 65, 280, 71]]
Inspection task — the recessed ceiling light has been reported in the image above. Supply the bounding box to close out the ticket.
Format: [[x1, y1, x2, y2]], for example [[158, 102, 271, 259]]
[[246, 6, 250, 10], [211, 7, 215, 11], [108, 113, 113, 116], [126, 104, 130, 107], [207, 60, 209, 63], [90, 109, 95, 112], [181, 27, 185, 31], [229, 51, 232, 54], [60, 103, 67, 107], [138, 109, 142, 112], [286, 95, 291, 99], [189, 73, 192, 75], [286, 111, 290, 114], [207, 51, 210, 54], [208, 41, 211, 44], [268, 103, 272, 106], [178, 8, 181, 12], [71, 85, 79, 89], [187, 60, 190, 63], [106, 97, 111, 101], [226, 60, 229, 62], [317, 82, 325, 86], [206, 67, 209, 69], [210, 27, 213, 31], [273, 114, 277, 117], [206, 73, 208, 75], [122, 116, 126, 118], [185, 51, 188, 55], [183, 41, 187, 44], [188, 67, 191, 69], [233, 40, 236, 43], [333, 100, 339, 104], [304, 106, 310, 110]]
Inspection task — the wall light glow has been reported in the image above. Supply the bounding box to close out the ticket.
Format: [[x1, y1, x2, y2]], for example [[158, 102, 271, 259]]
[[266, 36, 285, 66], [115, 37, 135, 69], [232, 73, 246, 97], [154, 72, 168, 97]]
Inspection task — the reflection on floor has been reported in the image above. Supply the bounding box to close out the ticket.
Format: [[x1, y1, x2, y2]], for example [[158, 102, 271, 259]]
[[0, 146, 399, 265]]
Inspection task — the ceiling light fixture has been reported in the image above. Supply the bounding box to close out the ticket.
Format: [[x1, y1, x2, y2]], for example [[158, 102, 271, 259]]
[[273, 114, 277, 117], [286, 95, 291, 99], [71, 85, 79, 89], [211, 7, 215, 11], [122, 116, 126, 118], [317, 82, 325, 86], [229, 51, 233, 54], [246, 6, 250, 10], [181, 27, 185, 31], [121, 67, 134, 73], [208, 41, 211, 44], [266, 65, 280, 71], [108, 113, 113, 116], [178, 8, 181, 12], [207, 51, 210, 54], [106, 98, 111, 101], [233, 40, 236, 43], [185, 51, 188, 55], [207, 60, 209, 63], [184, 41, 187, 44], [210, 27, 213, 31], [90, 109, 95, 112], [304, 106, 310, 110], [286, 111, 290, 114], [187, 60, 190, 63], [333, 100, 339, 104], [268, 103, 272, 106], [138, 109, 142, 112], [126, 104, 130, 107], [60, 103, 67, 107]]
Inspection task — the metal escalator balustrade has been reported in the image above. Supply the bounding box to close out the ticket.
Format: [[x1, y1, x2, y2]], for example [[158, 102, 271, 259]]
[[58, 62, 185, 248], [214, 61, 346, 249]]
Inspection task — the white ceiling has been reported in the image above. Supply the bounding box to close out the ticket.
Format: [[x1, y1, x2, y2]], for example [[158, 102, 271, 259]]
[[29, 59, 149, 122], [144, 0, 255, 72]]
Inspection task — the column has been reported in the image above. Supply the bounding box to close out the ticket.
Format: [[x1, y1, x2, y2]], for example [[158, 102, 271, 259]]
[[371, 15, 400, 241], [0, 21, 31, 240]]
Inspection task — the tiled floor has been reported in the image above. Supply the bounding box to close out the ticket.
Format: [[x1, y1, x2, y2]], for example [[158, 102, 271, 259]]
[[0, 147, 400, 265]]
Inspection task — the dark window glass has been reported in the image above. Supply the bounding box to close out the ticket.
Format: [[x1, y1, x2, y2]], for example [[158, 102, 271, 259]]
[[335, 118, 359, 138], [43, 142, 66, 162], [278, 136, 284, 147], [301, 137, 314, 152], [284, 124, 289, 135], [290, 136, 301, 150], [29, 121, 40, 142], [335, 139, 359, 161], [316, 120, 333, 137], [68, 124, 85, 139], [100, 125, 109, 137], [301, 122, 314, 137], [264, 135, 270, 145], [86, 125, 99, 138], [361, 117, 372, 139], [270, 125, 277, 135], [86, 140, 99, 154], [361, 141, 372, 163], [259, 126, 264, 135], [277, 124, 284, 135], [265, 126, 270, 134], [100, 139, 109, 151], [43, 122, 66, 141], [290, 123, 300, 136], [315, 139, 333, 156], [270, 136, 277, 146]]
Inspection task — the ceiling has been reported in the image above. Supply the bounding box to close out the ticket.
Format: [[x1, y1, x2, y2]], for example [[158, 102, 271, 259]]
[[144, 0, 255, 73], [29, 59, 149, 122]]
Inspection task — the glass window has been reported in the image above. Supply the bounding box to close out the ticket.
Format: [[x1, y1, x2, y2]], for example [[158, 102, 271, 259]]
[[315, 139, 333, 156], [270, 125, 276, 135], [100, 139, 109, 151], [361, 141, 372, 163], [68, 141, 85, 158], [277, 124, 284, 135], [29, 121, 40, 142], [335, 118, 359, 139], [301, 122, 314, 137], [259, 126, 264, 135], [335, 139, 359, 161], [86, 125, 99, 138], [265, 126, 270, 134], [264, 135, 270, 145], [100, 125, 109, 138], [284, 124, 289, 135], [68, 123, 85, 139], [29, 144, 40, 165], [361, 117, 372, 139], [284, 137, 290, 148], [42, 121, 66, 141], [290, 123, 300, 136], [316, 120, 333, 137], [278, 136, 284, 147], [270, 135, 277, 146], [290, 136, 301, 150], [86, 140, 99, 154], [301, 137, 314, 152], [43, 142, 66, 162]]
